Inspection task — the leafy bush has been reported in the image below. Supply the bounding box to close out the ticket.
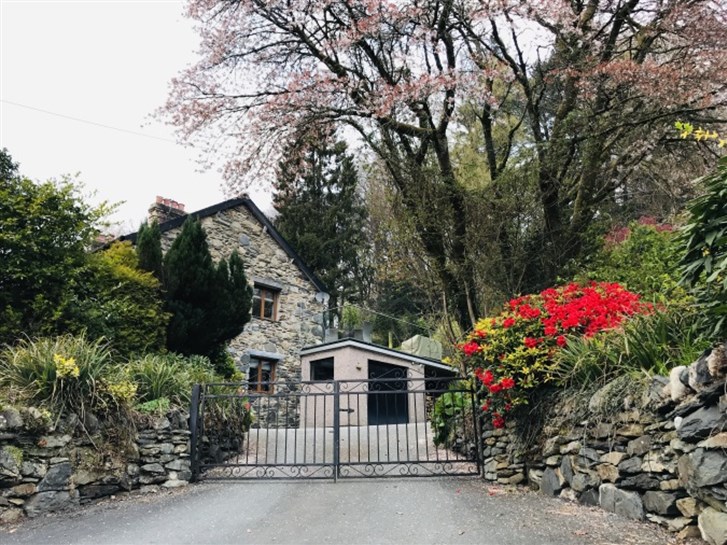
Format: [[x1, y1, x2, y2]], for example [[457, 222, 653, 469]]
[[0, 334, 131, 418], [431, 387, 468, 447], [457, 282, 649, 428], [126, 354, 185, 404], [125, 353, 220, 406], [184, 354, 228, 385], [555, 306, 711, 385], [575, 219, 686, 303], [206, 348, 239, 379], [680, 156, 727, 337], [60, 242, 169, 359]]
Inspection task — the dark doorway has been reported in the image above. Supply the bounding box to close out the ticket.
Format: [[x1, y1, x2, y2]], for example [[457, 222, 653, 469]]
[[367, 361, 409, 425]]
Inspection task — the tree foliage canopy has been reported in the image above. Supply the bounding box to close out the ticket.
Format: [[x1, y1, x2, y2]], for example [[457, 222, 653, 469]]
[[0, 149, 169, 356], [163, 0, 727, 329], [573, 219, 684, 304], [0, 153, 115, 344]]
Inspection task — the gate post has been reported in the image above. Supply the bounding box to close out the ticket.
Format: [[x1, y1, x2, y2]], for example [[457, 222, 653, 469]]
[[333, 381, 340, 482], [469, 384, 484, 476], [189, 384, 202, 482]]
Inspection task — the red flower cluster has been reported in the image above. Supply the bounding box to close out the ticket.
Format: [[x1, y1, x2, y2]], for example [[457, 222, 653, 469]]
[[461, 341, 480, 356], [475, 368, 515, 394], [460, 281, 649, 430], [475, 368, 494, 385], [537, 282, 647, 338], [475, 368, 516, 427]]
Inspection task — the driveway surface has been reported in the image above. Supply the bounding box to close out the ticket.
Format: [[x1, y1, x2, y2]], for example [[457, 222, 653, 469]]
[[1, 478, 677, 545]]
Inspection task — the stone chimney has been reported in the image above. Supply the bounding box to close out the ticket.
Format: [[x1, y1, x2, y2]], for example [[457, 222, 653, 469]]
[[148, 196, 186, 224]]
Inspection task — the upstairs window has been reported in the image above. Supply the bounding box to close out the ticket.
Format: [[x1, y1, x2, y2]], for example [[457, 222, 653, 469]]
[[252, 284, 279, 321], [249, 357, 276, 393]]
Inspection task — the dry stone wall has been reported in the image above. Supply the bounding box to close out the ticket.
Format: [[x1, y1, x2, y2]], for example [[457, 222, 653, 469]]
[[0, 408, 191, 525], [482, 344, 727, 545]]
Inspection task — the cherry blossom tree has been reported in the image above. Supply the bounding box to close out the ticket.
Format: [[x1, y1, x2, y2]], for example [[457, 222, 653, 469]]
[[162, 0, 727, 330]]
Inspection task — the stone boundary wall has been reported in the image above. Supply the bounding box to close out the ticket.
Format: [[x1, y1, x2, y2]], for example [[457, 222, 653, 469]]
[[0, 408, 191, 525], [482, 344, 727, 545]]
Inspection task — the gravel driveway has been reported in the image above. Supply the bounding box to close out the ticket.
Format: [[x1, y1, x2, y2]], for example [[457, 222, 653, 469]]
[[0, 478, 678, 545]]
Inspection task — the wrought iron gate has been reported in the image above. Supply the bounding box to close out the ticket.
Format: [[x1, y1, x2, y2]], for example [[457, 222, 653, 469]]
[[189, 376, 480, 481]]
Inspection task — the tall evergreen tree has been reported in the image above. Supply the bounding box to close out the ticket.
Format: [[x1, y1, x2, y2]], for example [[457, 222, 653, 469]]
[[210, 252, 253, 350], [273, 137, 370, 320], [162, 217, 252, 374], [136, 221, 163, 280], [163, 218, 214, 356]]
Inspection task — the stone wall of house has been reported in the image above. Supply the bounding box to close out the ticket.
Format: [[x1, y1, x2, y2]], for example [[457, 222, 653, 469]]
[[159, 203, 328, 426], [0, 408, 191, 525], [158, 204, 329, 367], [481, 344, 727, 545]]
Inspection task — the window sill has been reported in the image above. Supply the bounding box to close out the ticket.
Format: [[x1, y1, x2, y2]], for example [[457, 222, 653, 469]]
[[253, 316, 278, 323]]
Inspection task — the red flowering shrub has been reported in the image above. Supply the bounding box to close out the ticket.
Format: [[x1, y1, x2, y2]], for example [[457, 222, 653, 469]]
[[603, 216, 673, 246], [457, 282, 650, 428]]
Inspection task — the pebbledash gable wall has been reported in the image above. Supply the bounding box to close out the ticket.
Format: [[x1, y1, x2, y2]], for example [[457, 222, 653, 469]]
[[482, 343, 727, 545], [125, 197, 330, 391]]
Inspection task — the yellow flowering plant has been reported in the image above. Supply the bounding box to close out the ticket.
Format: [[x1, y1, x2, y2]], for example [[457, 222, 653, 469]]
[[53, 354, 80, 379]]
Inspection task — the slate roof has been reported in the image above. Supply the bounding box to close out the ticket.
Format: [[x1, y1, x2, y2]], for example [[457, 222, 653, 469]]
[[117, 197, 328, 294]]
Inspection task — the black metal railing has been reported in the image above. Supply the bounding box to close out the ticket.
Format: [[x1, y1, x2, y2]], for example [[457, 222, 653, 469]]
[[189, 377, 480, 481]]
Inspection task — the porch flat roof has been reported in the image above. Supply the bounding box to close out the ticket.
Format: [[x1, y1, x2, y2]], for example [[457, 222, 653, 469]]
[[300, 338, 458, 374]]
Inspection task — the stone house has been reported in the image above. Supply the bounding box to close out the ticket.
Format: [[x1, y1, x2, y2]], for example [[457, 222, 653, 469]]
[[121, 196, 330, 393]]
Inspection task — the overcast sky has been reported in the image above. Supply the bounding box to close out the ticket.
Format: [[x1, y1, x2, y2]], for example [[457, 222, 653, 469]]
[[1, 0, 273, 233]]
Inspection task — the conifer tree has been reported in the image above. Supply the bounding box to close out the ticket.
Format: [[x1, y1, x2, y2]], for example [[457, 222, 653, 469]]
[[209, 251, 253, 350], [162, 217, 252, 374], [136, 221, 163, 280], [274, 137, 370, 319]]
